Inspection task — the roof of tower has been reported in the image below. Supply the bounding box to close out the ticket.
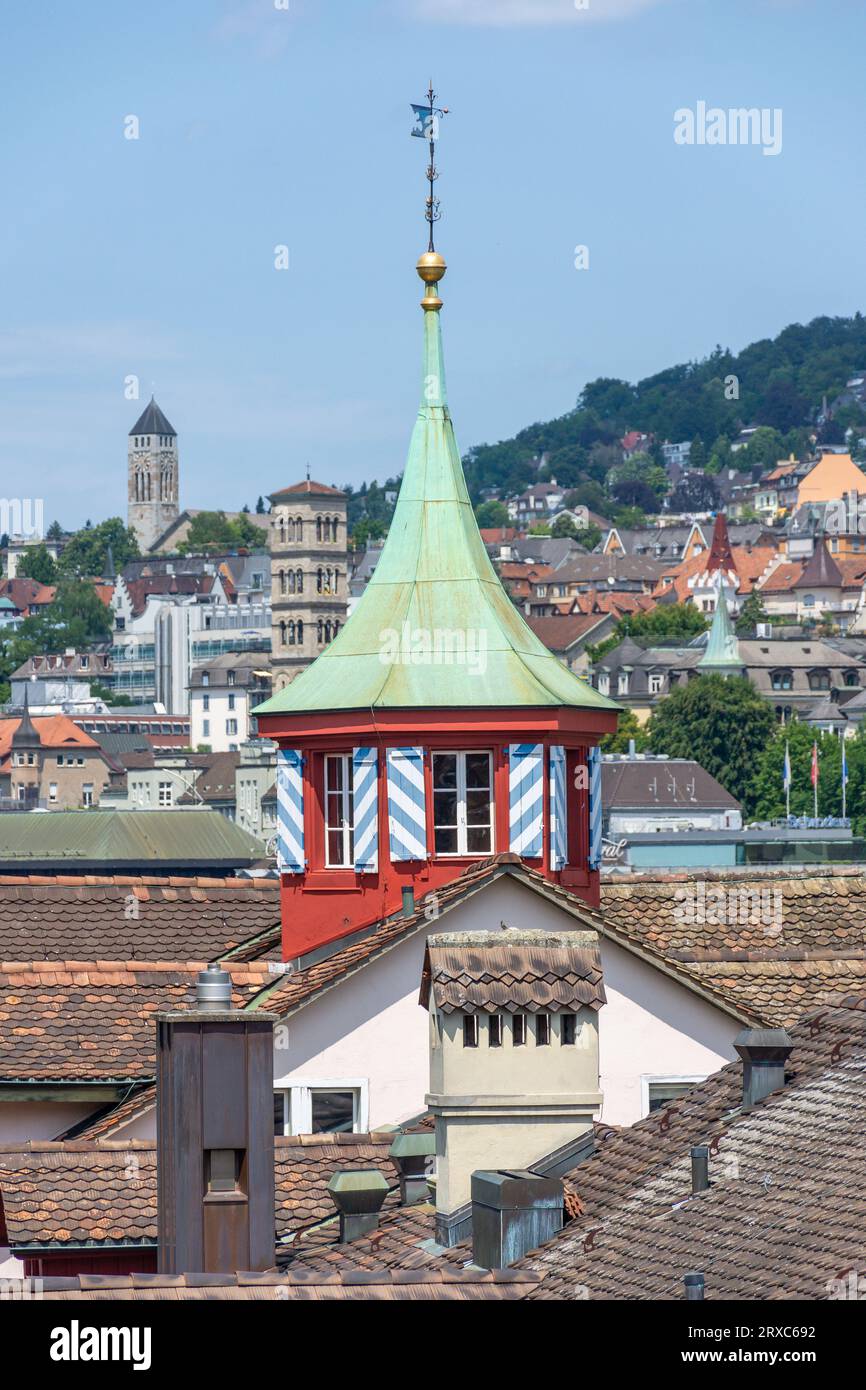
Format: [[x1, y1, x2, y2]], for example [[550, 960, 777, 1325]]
[[269, 480, 346, 499], [11, 685, 40, 750], [793, 538, 845, 590], [705, 511, 736, 573], [255, 253, 620, 717], [697, 592, 744, 674], [129, 397, 176, 438]]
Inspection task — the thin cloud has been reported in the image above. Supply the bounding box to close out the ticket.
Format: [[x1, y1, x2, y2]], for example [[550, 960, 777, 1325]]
[[402, 0, 669, 26]]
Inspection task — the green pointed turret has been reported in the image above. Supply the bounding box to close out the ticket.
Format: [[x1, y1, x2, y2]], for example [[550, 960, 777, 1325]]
[[255, 253, 619, 715], [697, 587, 744, 676]]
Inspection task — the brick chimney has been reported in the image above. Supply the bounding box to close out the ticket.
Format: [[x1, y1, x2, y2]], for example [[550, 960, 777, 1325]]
[[157, 963, 278, 1274], [419, 929, 605, 1247]]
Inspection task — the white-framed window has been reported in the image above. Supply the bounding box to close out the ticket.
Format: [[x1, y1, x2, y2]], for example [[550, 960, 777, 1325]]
[[324, 753, 354, 867], [226, 719, 238, 736], [649, 673, 663, 695], [431, 750, 494, 856], [48, 782, 58, 803], [640, 1074, 706, 1117], [82, 783, 94, 807], [158, 781, 172, 806], [272, 1079, 368, 1136]]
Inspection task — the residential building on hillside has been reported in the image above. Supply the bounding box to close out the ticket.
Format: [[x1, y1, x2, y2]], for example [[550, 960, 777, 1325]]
[[508, 480, 564, 523], [234, 738, 278, 844], [189, 652, 271, 752], [603, 521, 706, 562], [592, 631, 864, 723], [268, 479, 348, 692], [0, 709, 116, 809]]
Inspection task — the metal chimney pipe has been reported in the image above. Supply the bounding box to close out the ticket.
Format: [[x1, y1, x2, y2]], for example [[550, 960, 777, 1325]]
[[684, 1272, 705, 1300], [195, 962, 232, 1011], [734, 1028, 794, 1109], [691, 1145, 709, 1194]]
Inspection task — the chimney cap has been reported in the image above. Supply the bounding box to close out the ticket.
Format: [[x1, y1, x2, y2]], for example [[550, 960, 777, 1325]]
[[733, 1027, 794, 1065], [327, 1169, 390, 1216], [195, 962, 233, 1011], [389, 1132, 436, 1160], [471, 1170, 563, 1211]]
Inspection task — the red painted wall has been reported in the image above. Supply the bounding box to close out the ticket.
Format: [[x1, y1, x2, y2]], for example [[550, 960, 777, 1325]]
[[258, 705, 617, 959], [23, 1249, 158, 1277]]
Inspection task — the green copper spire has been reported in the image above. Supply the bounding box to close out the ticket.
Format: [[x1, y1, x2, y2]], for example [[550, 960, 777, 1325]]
[[255, 253, 619, 716], [697, 585, 744, 676]]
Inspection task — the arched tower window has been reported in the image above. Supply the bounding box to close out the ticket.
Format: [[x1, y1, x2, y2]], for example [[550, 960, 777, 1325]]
[[288, 620, 296, 645], [296, 619, 304, 643], [316, 517, 322, 542], [296, 568, 303, 593], [296, 515, 303, 539], [279, 620, 287, 646]]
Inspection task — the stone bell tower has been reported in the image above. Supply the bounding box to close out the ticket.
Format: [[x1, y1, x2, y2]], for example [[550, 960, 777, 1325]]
[[128, 397, 180, 553]]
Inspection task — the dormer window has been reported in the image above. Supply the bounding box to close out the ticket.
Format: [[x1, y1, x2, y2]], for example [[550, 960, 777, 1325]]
[[432, 751, 493, 856], [771, 669, 793, 691], [324, 754, 354, 866]]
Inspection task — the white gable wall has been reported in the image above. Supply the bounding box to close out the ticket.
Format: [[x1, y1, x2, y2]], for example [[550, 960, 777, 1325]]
[[272, 875, 740, 1130]]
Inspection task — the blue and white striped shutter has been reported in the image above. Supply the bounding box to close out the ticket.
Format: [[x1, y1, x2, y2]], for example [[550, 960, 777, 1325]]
[[508, 743, 544, 859], [386, 747, 427, 862], [587, 745, 603, 870], [352, 747, 379, 874], [276, 748, 305, 874], [548, 745, 568, 871]]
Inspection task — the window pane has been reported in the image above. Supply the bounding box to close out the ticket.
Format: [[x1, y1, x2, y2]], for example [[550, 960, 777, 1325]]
[[273, 1092, 287, 1135], [513, 1014, 526, 1046], [465, 753, 491, 789], [326, 757, 344, 793], [434, 790, 458, 826], [435, 826, 458, 854], [489, 1014, 502, 1047], [536, 1014, 550, 1045], [466, 789, 491, 824], [327, 829, 346, 865], [561, 1013, 576, 1045], [311, 1090, 355, 1133], [432, 754, 457, 789], [466, 825, 493, 854]]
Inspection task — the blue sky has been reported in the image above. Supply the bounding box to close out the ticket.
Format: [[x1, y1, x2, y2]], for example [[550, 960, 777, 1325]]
[[1, 0, 864, 528]]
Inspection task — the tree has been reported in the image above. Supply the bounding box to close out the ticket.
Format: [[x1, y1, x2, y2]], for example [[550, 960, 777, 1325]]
[[46, 519, 64, 541], [750, 720, 866, 828], [564, 481, 608, 515], [611, 479, 657, 512], [528, 522, 551, 535], [17, 545, 58, 584], [255, 497, 267, 514], [668, 472, 720, 513], [689, 436, 707, 471], [735, 590, 769, 637], [550, 514, 577, 538], [176, 511, 263, 555], [576, 522, 602, 552], [601, 707, 651, 754], [350, 517, 386, 550], [475, 500, 510, 529], [59, 518, 139, 577], [647, 673, 774, 808], [620, 602, 709, 642]]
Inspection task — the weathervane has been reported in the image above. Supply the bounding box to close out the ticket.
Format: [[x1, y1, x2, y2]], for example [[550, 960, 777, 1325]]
[[411, 82, 449, 252]]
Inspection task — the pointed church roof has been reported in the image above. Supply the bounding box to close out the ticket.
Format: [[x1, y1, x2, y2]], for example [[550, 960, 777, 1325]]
[[697, 591, 744, 676], [256, 254, 619, 716], [12, 684, 40, 750], [129, 397, 176, 437], [794, 539, 844, 591], [706, 512, 736, 573]]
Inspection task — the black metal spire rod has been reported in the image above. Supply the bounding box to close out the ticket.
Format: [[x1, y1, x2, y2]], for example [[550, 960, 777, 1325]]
[[426, 80, 439, 252]]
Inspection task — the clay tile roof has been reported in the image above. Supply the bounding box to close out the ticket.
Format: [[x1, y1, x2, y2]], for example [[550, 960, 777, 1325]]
[[0, 962, 274, 1083], [37, 1267, 539, 1300], [419, 929, 606, 1013], [269, 480, 345, 498], [522, 998, 866, 1300], [0, 876, 281, 963]]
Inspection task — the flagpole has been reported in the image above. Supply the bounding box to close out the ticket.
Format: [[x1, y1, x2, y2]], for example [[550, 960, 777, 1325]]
[[842, 737, 848, 820], [813, 743, 818, 820], [785, 743, 790, 819]]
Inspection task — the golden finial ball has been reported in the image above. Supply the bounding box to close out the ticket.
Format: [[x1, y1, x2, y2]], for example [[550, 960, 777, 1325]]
[[416, 251, 447, 284]]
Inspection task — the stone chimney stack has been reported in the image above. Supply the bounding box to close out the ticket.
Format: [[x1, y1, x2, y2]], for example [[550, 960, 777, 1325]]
[[419, 929, 605, 1247], [157, 964, 278, 1274]]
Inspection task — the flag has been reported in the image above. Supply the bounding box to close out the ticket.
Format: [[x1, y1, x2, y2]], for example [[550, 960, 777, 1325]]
[[783, 741, 791, 792], [411, 104, 439, 141], [842, 741, 849, 788], [811, 741, 819, 789]]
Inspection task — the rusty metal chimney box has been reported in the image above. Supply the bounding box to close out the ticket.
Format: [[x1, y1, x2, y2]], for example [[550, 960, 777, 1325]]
[[157, 1009, 277, 1275]]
